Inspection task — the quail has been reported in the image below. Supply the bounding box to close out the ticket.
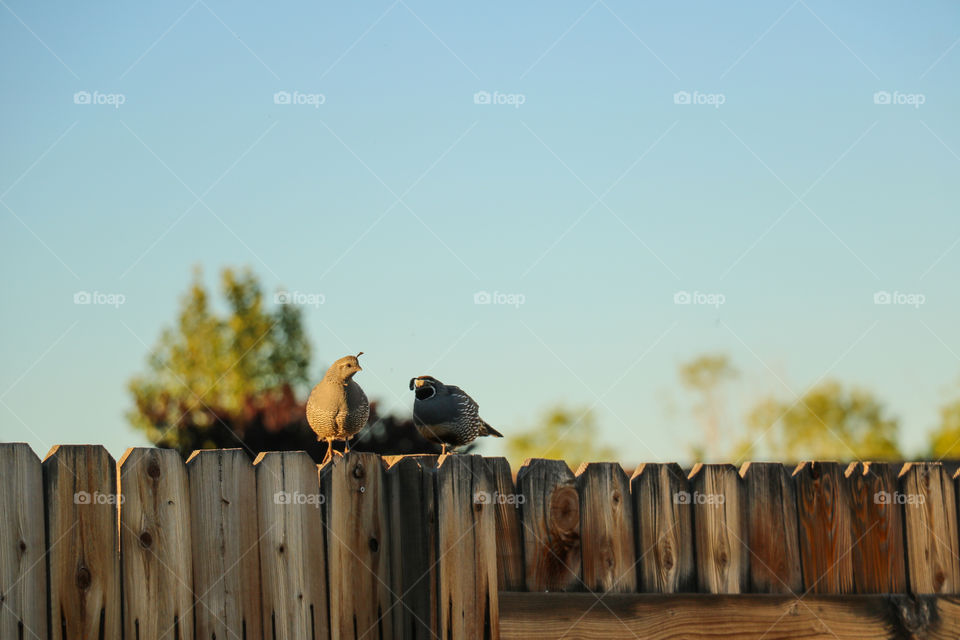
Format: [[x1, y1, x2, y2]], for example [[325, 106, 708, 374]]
[[409, 376, 503, 455], [307, 353, 370, 464]]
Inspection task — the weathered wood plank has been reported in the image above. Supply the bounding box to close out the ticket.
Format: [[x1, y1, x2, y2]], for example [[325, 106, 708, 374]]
[[436, 454, 498, 640], [323, 452, 393, 640], [187, 448, 262, 640], [516, 458, 581, 592], [794, 461, 854, 594], [688, 463, 747, 593], [846, 461, 907, 593], [630, 463, 695, 593], [575, 463, 636, 593], [486, 457, 524, 591], [499, 592, 960, 640], [901, 462, 960, 594], [0, 443, 48, 640], [118, 447, 193, 640], [739, 462, 802, 594], [43, 444, 121, 640], [254, 451, 329, 640], [385, 455, 438, 639]]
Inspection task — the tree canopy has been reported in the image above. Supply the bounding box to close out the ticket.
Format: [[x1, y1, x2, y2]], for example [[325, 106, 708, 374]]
[[506, 405, 615, 470], [127, 267, 436, 459], [744, 380, 902, 461]]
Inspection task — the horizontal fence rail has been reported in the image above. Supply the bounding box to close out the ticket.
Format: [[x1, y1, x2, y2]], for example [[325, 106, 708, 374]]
[[3, 444, 960, 638]]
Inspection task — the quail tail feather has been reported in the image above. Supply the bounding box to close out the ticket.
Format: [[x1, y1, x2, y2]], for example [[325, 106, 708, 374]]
[[480, 421, 503, 438]]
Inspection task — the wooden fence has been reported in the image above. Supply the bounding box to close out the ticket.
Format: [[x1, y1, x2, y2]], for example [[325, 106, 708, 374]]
[[3, 444, 960, 639]]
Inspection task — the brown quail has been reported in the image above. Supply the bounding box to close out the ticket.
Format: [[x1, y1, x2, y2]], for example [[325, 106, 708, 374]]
[[307, 353, 369, 464]]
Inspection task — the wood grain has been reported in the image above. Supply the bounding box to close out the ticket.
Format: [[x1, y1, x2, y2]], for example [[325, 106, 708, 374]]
[[739, 462, 802, 594], [486, 457, 525, 591], [516, 458, 582, 592], [43, 444, 121, 640], [118, 447, 193, 640], [794, 461, 854, 594], [186, 448, 262, 640], [254, 451, 329, 640], [499, 592, 960, 640], [630, 463, 695, 593], [575, 463, 636, 593], [845, 461, 906, 593], [689, 463, 747, 594], [385, 455, 438, 639], [901, 462, 960, 594], [322, 451, 393, 639], [0, 443, 48, 640], [436, 454, 498, 640]]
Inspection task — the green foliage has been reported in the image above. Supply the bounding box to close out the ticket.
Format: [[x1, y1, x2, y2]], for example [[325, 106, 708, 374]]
[[679, 353, 738, 460], [928, 398, 960, 458], [505, 406, 615, 469], [744, 380, 901, 461], [679, 354, 738, 392], [127, 267, 311, 455]]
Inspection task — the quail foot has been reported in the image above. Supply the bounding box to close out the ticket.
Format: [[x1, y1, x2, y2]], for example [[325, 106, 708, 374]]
[[307, 353, 370, 464], [409, 376, 503, 455]]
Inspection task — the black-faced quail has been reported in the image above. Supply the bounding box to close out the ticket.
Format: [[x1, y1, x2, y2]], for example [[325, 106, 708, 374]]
[[408, 375, 503, 455], [307, 353, 370, 464]]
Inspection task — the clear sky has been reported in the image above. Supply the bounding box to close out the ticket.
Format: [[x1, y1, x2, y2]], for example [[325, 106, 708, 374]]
[[1, 0, 958, 463]]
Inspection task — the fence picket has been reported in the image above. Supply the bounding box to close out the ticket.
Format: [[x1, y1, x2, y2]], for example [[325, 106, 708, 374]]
[[576, 462, 636, 593], [794, 461, 854, 594], [846, 461, 906, 593], [739, 462, 802, 594], [487, 457, 525, 591], [44, 445, 121, 640], [255, 451, 329, 640], [689, 463, 747, 594], [630, 463, 695, 593], [436, 454, 498, 640], [517, 459, 582, 592], [0, 443, 48, 640], [322, 452, 393, 639], [901, 463, 960, 594], [385, 455, 438, 639], [119, 447, 193, 640], [187, 448, 262, 640]]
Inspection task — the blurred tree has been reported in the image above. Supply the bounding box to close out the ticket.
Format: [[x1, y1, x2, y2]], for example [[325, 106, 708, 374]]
[[679, 354, 738, 460], [928, 397, 960, 458], [744, 380, 901, 461], [506, 405, 615, 469], [127, 266, 436, 459]]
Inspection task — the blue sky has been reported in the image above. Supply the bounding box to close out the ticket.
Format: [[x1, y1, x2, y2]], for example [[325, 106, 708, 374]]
[[1, 0, 958, 463]]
